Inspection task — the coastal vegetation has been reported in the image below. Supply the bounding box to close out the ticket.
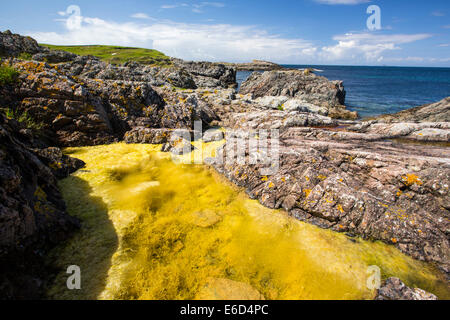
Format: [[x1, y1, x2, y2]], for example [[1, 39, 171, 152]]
[[2, 107, 44, 132], [0, 65, 19, 85]]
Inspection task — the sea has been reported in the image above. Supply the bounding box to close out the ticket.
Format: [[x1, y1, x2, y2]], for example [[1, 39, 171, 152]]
[[236, 65, 450, 119]]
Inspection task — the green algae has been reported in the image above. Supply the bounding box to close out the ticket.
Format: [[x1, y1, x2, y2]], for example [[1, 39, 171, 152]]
[[46, 143, 450, 300]]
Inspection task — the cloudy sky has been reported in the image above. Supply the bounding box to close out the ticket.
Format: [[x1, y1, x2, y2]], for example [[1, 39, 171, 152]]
[[1, 0, 449, 66]]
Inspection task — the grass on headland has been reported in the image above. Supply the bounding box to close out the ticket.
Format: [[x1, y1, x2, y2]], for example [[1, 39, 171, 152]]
[[40, 44, 173, 67]]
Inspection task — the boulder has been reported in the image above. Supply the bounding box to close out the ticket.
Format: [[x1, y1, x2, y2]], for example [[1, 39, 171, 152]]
[[0, 30, 42, 57], [239, 70, 357, 120]]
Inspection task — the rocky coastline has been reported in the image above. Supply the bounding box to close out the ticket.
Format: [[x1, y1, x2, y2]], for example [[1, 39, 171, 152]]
[[1, 30, 448, 299]]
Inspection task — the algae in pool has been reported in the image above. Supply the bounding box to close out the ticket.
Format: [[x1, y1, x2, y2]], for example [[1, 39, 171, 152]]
[[46, 143, 449, 300]]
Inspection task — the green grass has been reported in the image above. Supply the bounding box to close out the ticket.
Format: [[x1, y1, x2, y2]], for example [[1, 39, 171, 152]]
[[2, 108, 44, 131], [0, 65, 19, 86], [40, 44, 172, 67]]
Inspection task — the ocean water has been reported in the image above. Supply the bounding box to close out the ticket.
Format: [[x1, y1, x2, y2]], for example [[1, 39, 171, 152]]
[[237, 66, 450, 118]]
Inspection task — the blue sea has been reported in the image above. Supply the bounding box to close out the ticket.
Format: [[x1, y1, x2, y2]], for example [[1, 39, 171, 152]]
[[236, 66, 450, 118]]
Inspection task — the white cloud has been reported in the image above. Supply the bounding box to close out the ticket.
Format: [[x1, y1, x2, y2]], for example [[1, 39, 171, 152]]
[[314, 0, 370, 5], [161, 5, 179, 9], [31, 15, 316, 63], [31, 11, 433, 64], [131, 13, 152, 19], [320, 32, 432, 62], [160, 2, 224, 13], [438, 43, 449, 47], [431, 11, 445, 17], [200, 2, 225, 8]]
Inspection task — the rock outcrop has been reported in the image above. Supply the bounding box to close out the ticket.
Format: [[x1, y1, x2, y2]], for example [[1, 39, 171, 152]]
[[376, 277, 438, 300], [239, 70, 357, 120], [222, 59, 285, 71], [172, 59, 237, 88], [0, 30, 42, 57], [0, 112, 84, 299]]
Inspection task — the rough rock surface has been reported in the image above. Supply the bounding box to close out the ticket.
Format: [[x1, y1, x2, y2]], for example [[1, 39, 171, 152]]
[[239, 70, 356, 119], [0, 30, 42, 57], [32, 50, 78, 64], [376, 277, 438, 300], [348, 121, 450, 142], [172, 58, 237, 88], [373, 97, 450, 123], [0, 112, 84, 299]]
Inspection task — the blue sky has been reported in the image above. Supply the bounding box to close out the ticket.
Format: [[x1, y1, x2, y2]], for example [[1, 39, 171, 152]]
[[1, 0, 449, 66]]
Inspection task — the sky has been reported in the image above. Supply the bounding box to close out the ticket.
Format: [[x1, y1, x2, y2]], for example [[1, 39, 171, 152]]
[[1, 0, 449, 66]]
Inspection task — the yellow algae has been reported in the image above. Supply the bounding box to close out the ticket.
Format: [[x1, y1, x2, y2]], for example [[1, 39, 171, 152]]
[[196, 278, 264, 300], [47, 143, 450, 300]]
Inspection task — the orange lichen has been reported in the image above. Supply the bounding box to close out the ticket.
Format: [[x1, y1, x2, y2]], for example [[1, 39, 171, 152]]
[[402, 174, 423, 186]]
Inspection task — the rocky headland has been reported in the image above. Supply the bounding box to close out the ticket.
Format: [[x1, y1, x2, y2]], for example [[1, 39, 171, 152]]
[[0, 30, 448, 299], [221, 59, 286, 71]]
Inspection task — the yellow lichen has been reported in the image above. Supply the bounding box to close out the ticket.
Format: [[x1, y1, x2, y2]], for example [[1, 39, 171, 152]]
[[303, 189, 312, 197]]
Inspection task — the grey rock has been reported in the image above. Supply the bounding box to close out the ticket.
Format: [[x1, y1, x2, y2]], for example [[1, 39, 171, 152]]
[[376, 277, 438, 300]]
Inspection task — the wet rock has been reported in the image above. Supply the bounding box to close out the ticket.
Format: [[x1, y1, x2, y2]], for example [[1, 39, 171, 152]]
[[191, 210, 222, 227], [376, 277, 438, 300]]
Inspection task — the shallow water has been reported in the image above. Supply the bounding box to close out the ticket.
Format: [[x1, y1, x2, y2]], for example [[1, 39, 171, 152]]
[[46, 143, 450, 300]]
